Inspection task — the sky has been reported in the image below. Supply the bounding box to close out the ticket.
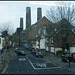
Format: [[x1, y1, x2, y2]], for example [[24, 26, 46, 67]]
[[0, 1, 74, 35]]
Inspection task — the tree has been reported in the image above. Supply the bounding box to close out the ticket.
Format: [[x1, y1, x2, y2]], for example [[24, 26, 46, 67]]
[[0, 21, 15, 36], [46, 2, 75, 52]]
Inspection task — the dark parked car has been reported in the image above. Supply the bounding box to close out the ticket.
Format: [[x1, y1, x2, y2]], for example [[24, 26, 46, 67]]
[[61, 53, 72, 62], [17, 51, 26, 55]]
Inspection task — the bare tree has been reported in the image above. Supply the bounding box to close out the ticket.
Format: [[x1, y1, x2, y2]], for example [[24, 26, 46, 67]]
[[46, 2, 75, 25], [46, 2, 75, 52], [0, 21, 15, 36]]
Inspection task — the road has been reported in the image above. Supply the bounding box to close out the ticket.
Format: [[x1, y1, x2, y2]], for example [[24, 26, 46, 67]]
[[1, 49, 74, 74]]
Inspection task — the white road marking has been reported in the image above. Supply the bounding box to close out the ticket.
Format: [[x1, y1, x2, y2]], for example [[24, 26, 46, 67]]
[[19, 58, 26, 61], [26, 56, 61, 70], [26, 56, 36, 70], [36, 63, 46, 67], [35, 67, 61, 70]]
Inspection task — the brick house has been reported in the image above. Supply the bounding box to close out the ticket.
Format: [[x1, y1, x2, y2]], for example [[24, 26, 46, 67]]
[[49, 18, 75, 54], [20, 16, 54, 51], [20, 17, 75, 54]]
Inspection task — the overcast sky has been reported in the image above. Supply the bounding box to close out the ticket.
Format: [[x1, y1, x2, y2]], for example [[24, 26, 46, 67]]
[[0, 1, 74, 35]]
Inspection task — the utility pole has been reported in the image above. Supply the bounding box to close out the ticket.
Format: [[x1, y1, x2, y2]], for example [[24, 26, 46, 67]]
[[66, 43, 70, 67]]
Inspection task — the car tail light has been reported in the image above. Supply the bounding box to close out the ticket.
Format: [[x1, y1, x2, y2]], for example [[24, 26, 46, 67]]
[[65, 57, 66, 59], [73, 54, 75, 59]]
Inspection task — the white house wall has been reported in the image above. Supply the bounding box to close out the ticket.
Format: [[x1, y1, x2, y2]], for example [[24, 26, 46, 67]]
[[55, 48, 62, 54], [40, 39, 45, 49], [51, 47, 55, 53], [33, 44, 36, 49], [0, 37, 5, 50], [36, 40, 39, 48], [70, 47, 75, 53]]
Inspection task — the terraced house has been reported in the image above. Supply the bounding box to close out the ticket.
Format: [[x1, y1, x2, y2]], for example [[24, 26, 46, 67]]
[[14, 7, 75, 55]]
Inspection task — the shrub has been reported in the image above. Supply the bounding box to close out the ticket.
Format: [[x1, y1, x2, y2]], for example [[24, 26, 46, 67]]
[[56, 50, 65, 56]]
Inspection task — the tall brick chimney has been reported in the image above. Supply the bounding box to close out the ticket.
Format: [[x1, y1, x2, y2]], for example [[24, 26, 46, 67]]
[[37, 8, 42, 21], [20, 17, 23, 30], [26, 7, 31, 28]]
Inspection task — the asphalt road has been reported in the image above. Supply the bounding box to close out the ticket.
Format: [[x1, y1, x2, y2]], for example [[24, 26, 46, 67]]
[[1, 49, 74, 74]]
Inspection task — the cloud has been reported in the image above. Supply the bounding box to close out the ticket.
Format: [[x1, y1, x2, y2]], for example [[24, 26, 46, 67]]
[[29, 1, 72, 7]]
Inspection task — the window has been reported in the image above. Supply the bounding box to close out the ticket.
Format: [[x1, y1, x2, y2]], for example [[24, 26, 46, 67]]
[[24, 36, 26, 40], [51, 47, 54, 53], [43, 25, 46, 34], [50, 37, 53, 43], [38, 27, 41, 34]]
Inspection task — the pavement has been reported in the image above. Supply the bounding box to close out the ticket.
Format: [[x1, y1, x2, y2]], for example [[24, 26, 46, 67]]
[[0, 49, 14, 73], [43, 53, 75, 73]]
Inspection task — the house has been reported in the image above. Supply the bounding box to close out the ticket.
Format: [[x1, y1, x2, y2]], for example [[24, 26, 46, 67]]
[[49, 18, 75, 54], [20, 16, 54, 51], [19, 16, 75, 55]]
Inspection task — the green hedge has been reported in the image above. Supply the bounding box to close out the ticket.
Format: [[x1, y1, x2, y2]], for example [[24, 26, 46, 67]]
[[56, 50, 65, 56]]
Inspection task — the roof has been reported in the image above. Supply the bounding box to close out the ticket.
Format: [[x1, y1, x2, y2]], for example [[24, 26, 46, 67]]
[[34, 16, 53, 25], [21, 16, 54, 33], [50, 18, 75, 37], [72, 26, 75, 34], [55, 18, 73, 28]]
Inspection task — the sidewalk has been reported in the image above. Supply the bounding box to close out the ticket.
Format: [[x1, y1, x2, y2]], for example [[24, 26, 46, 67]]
[[43, 53, 75, 73], [0, 49, 14, 73]]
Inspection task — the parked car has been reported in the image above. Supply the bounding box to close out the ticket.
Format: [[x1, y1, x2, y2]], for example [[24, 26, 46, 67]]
[[17, 51, 26, 55], [31, 48, 34, 53], [35, 49, 43, 57], [31, 48, 37, 55], [61, 53, 73, 62], [14, 47, 19, 53], [71, 53, 75, 62]]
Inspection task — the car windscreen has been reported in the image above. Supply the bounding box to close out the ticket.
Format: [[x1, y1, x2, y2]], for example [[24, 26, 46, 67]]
[[65, 54, 72, 57]]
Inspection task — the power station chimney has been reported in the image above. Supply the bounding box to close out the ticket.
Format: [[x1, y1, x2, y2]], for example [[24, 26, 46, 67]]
[[20, 17, 23, 30], [37, 8, 42, 21], [26, 7, 31, 28]]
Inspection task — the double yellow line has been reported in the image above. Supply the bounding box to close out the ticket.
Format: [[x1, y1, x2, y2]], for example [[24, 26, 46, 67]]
[[2, 56, 13, 73]]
